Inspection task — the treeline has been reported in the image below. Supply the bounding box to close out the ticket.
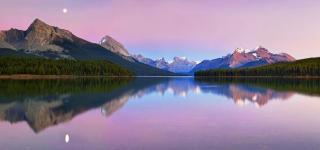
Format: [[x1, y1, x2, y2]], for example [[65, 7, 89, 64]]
[[195, 57, 320, 77], [0, 78, 132, 101], [0, 57, 133, 76]]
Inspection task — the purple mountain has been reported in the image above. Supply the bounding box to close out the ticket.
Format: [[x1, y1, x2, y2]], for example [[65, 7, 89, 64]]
[[192, 46, 295, 72], [132, 55, 197, 73]]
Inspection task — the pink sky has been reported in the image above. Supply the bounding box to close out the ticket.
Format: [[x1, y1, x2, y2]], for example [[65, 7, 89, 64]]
[[1, 0, 320, 61]]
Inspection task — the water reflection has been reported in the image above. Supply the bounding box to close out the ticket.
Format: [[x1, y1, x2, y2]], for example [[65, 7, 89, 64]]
[[0, 78, 134, 133], [0, 77, 319, 134], [196, 77, 320, 106], [198, 83, 294, 107]]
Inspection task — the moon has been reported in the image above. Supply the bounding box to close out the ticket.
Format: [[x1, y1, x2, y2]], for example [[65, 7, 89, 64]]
[[65, 134, 70, 143], [62, 8, 68, 14]]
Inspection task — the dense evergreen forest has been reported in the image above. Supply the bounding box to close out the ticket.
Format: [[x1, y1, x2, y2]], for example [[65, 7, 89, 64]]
[[0, 57, 133, 76], [195, 57, 320, 77], [0, 78, 132, 101]]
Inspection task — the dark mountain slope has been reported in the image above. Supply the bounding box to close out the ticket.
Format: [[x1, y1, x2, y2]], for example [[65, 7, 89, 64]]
[[0, 19, 175, 76]]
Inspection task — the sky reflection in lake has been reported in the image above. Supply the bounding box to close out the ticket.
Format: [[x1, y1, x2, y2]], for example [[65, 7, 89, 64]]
[[0, 77, 319, 150]]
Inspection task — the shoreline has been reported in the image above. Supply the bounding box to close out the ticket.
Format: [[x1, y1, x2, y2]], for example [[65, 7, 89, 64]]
[[0, 75, 133, 80], [194, 76, 320, 79], [0, 74, 320, 80]]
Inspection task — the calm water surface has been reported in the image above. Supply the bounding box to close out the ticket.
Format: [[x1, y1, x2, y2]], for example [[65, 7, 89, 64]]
[[0, 77, 319, 150]]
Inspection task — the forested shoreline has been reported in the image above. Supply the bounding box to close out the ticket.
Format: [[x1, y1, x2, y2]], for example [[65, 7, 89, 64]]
[[195, 77, 320, 96], [195, 57, 320, 77], [0, 57, 133, 76]]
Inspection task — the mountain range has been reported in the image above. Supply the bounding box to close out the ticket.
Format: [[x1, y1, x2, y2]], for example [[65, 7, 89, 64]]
[[132, 55, 197, 73], [192, 46, 295, 72], [0, 18, 296, 75], [132, 46, 295, 74], [0, 19, 174, 76]]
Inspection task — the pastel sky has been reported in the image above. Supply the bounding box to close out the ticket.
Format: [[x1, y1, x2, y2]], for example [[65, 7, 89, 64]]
[[1, 0, 320, 61]]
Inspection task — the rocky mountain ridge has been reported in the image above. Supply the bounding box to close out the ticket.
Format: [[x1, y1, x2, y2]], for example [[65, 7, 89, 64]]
[[132, 55, 197, 73], [0, 19, 175, 76], [192, 46, 295, 72]]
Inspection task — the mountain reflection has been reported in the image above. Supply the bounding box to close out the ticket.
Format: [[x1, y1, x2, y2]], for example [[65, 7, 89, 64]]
[[199, 84, 293, 107], [196, 77, 320, 106], [0, 77, 319, 133], [0, 78, 136, 133]]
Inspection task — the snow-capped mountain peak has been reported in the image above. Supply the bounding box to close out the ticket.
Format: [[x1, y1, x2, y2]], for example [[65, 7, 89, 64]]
[[254, 45, 265, 51], [132, 55, 197, 73], [234, 48, 246, 53], [133, 46, 295, 74], [174, 56, 187, 60], [192, 46, 295, 72]]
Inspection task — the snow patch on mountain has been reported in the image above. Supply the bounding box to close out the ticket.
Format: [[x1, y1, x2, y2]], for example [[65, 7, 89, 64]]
[[132, 55, 197, 73], [192, 46, 295, 72]]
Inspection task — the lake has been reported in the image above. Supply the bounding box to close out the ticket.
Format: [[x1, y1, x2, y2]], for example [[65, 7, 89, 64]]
[[0, 77, 319, 150]]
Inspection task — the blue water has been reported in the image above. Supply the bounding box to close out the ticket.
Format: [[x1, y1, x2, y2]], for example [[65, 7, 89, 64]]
[[0, 77, 319, 150]]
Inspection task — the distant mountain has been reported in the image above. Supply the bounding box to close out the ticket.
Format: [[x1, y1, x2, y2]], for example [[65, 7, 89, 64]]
[[100, 35, 130, 57], [195, 57, 320, 77], [132, 55, 197, 73], [192, 46, 295, 72], [168, 57, 198, 73], [0, 19, 175, 76], [132, 54, 157, 67]]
